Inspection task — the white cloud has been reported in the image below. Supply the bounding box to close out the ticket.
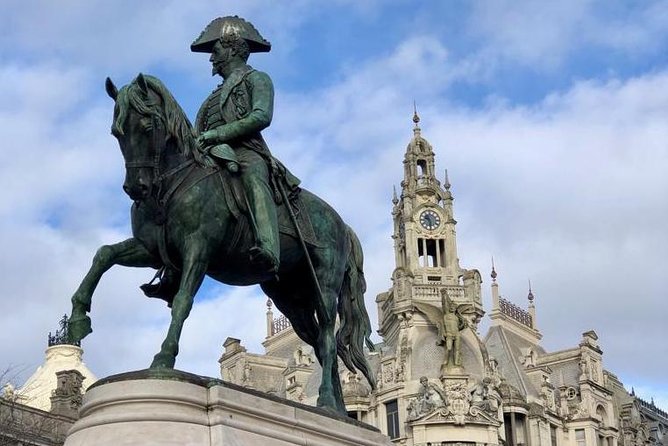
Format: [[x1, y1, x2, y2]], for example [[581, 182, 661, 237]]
[[467, 0, 668, 68], [0, 3, 666, 406], [0, 0, 326, 80]]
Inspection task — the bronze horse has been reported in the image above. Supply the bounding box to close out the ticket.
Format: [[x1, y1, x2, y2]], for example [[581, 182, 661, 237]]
[[68, 73, 375, 413]]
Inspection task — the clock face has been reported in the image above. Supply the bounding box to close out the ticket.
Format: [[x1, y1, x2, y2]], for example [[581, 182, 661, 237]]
[[419, 209, 441, 230]]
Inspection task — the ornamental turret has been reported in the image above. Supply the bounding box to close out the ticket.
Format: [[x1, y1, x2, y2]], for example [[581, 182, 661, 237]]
[[379, 111, 484, 346]]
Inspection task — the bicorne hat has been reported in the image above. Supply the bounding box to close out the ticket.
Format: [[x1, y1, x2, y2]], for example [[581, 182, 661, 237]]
[[191, 16, 271, 54]]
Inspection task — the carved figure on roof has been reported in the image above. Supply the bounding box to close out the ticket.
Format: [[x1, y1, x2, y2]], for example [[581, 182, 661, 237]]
[[407, 376, 447, 420], [579, 356, 590, 380], [413, 290, 467, 369], [470, 377, 501, 414], [441, 292, 467, 367], [2, 383, 16, 401]]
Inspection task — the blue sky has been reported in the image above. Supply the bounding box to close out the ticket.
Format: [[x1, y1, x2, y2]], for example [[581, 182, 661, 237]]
[[1, 1, 667, 408]]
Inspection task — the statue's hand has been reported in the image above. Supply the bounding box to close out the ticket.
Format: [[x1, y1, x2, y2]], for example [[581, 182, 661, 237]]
[[197, 130, 218, 148]]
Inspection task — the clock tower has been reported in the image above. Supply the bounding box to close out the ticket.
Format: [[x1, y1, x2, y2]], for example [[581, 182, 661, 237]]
[[377, 110, 484, 358]]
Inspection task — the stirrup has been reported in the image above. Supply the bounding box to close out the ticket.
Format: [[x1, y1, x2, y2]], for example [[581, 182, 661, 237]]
[[140, 267, 178, 307]]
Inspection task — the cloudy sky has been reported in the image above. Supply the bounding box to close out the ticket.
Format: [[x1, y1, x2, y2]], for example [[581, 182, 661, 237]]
[[1, 1, 666, 408]]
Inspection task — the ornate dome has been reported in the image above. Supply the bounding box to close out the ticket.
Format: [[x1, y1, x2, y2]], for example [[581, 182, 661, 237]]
[[497, 381, 527, 406], [405, 135, 434, 157], [342, 373, 370, 399]]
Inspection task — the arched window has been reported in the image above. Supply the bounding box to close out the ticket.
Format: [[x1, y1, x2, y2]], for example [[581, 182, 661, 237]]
[[596, 404, 608, 427], [417, 159, 427, 177]]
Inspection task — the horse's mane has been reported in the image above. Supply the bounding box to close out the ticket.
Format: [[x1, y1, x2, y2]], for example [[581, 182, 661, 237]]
[[112, 75, 204, 164]]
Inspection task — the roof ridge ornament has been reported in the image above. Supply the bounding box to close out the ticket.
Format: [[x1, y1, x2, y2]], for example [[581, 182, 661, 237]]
[[412, 101, 421, 136], [48, 314, 80, 347], [528, 279, 535, 303]]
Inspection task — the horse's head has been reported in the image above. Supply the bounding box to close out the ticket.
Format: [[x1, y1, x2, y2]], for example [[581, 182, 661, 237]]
[[105, 74, 199, 202]]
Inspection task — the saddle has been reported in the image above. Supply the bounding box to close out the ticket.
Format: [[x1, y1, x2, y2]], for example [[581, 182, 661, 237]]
[[211, 147, 318, 247]]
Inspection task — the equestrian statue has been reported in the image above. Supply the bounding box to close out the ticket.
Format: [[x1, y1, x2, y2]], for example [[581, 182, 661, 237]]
[[66, 16, 375, 414]]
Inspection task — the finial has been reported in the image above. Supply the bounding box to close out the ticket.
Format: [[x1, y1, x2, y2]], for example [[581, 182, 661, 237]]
[[631, 387, 635, 396], [444, 169, 451, 190], [491, 257, 497, 282], [392, 185, 399, 205], [413, 101, 420, 127], [528, 279, 534, 302], [266, 299, 272, 309], [412, 101, 421, 136]]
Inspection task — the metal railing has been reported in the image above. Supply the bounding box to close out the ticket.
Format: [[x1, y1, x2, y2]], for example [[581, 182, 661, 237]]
[[499, 297, 532, 328], [272, 314, 292, 335]]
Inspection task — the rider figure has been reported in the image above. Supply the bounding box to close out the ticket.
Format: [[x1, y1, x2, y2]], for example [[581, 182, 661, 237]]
[[192, 17, 287, 274]]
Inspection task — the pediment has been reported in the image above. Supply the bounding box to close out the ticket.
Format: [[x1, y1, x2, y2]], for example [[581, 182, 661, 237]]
[[408, 405, 501, 427]]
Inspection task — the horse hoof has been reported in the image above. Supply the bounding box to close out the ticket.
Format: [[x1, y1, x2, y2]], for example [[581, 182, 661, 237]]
[[150, 354, 175, 369], [317, 396, 344, 415], [68, 315, 92, 342]]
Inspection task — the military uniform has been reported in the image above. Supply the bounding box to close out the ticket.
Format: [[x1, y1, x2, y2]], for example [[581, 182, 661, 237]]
[[195, 64, 280, 270]]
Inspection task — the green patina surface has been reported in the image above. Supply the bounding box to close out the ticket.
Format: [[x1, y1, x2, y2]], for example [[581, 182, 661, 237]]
[[66, 16, 376, 415]]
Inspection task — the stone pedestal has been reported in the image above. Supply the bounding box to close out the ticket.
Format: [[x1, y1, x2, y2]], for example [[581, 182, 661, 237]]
[[64, 369, 391, 446]]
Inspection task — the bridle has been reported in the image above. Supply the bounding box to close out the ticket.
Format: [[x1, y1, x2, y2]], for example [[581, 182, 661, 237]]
[[124, 106, 194, 201], [124, 111, 165, 181]]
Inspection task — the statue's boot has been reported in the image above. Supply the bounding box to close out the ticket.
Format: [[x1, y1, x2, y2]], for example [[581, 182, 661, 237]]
[[140, 268, 180, 307], [245, 175, 280, 275]]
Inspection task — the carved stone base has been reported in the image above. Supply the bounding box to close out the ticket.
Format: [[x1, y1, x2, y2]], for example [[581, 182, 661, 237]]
[[64, 369, 391, 446], [411, 423, 501, 446], [440, 362, 466, 378]]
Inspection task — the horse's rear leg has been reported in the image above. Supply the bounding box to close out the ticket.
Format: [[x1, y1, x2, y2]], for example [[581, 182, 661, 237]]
[[151, 241, 207, 369], [262, 278, 343, 413], [69, 238, 159, 343], [314, 285, 345, 413]]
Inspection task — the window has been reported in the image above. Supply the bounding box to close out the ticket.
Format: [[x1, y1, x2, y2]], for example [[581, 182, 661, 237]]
[[385, 399, 400, 439], [418, 238, 444, 268], [596, 405, 608, 427], [503, 412, 527, 446], [417, 159, 427, 178], [515, 415, 526, 445], [347, 411, 358, 421], [438, 239, 446, 266], [550, 425, 558, 446], [576, 429, 586, 446]]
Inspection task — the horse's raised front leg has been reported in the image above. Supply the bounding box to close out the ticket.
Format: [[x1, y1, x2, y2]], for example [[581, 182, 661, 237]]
[[69, 238, 159, 343], [150, 240, 207, 369]]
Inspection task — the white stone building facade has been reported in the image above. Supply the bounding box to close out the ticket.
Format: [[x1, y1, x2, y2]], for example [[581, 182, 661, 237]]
[[219, 114, 666, 446]]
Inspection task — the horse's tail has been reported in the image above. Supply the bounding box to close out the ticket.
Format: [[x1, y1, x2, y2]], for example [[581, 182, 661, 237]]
[[336, 225, 377, 390]]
